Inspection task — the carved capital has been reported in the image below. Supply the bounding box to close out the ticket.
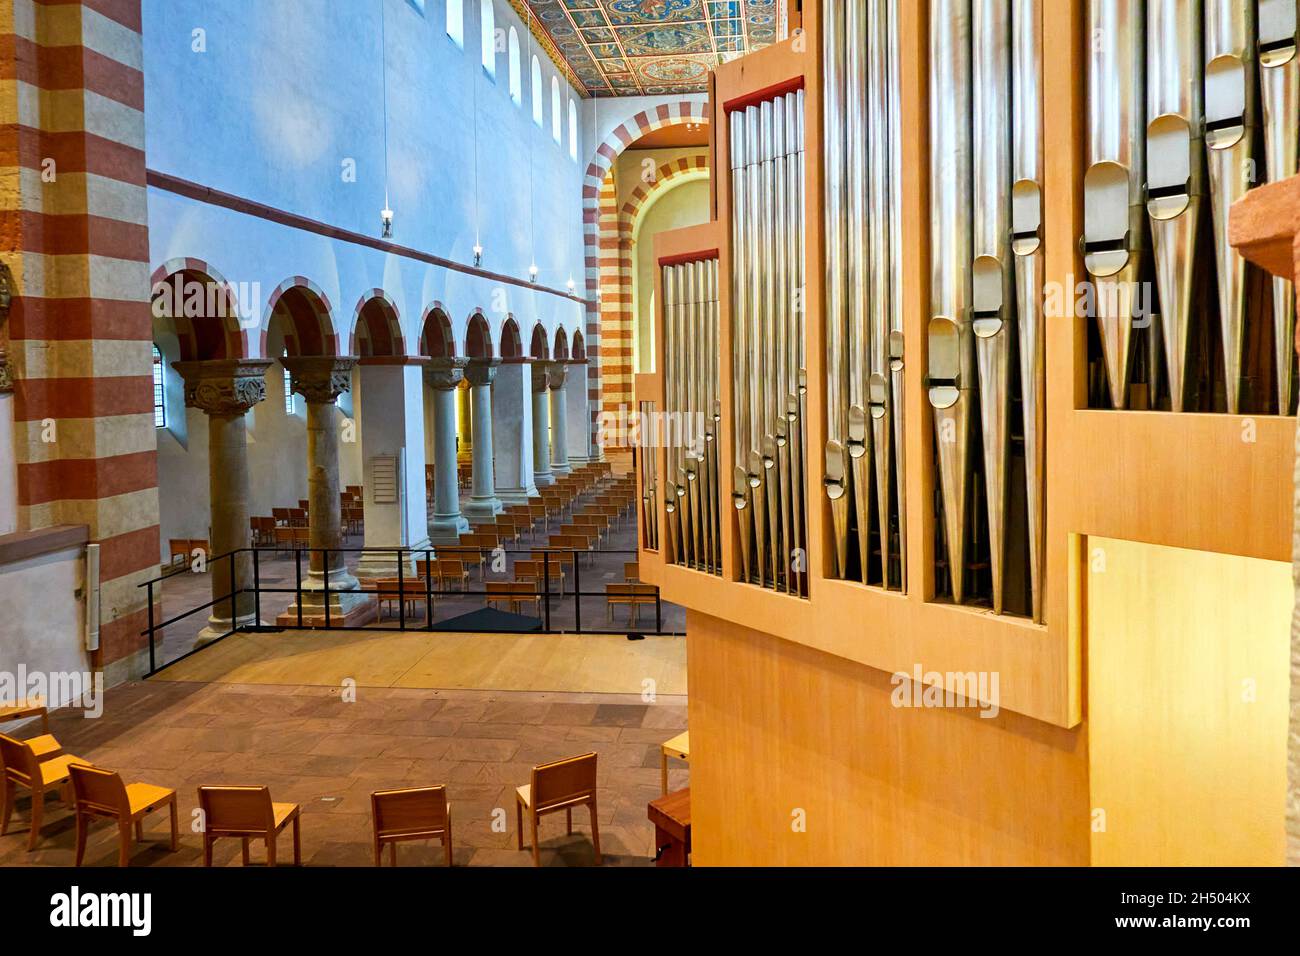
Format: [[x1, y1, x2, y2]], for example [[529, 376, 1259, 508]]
[[423, 357, 468, 391], [173, 358, 274, 416], [545, 363, 568, 391], [281, 355, 358, 404], [531, 360, 549, 393], [465, 358, 500, 388]]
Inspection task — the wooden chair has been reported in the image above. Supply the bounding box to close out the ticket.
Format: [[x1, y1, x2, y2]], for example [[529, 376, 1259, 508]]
[[606, 583, 658, 626], [367, 578, 429, 621], [289, 507, 308, 527], [624, 562, 640, 583], [196, 785, 300, 867], [272, 506, 291, 527], [515, 752, 601, 867], [371, 786, 453, 867], [486, 581, 541, 615], [0, 732, 88, 850], [68, 763, 178, 867], [167, 538, 189, 566], [513, 558, 566, 598], [0, 698, 61, 762]]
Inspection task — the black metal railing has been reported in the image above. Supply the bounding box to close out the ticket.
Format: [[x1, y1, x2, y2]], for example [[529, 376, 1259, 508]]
[[138, 545, 671, 677]]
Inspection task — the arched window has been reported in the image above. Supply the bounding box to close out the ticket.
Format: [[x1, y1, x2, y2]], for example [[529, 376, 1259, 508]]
[[531, 56, 543, 126], [152, 344, 166, 427], [446, 0, 463, 48], [568, 98, 578, 160], [551, 76, 561, 143], [479, 0, 495, 77], [508, 27, 521, 105]]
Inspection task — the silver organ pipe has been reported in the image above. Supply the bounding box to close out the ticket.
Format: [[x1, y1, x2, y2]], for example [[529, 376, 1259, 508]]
[[731, 87, 808, 595], [661, 257, 722, 575], [928, 0, 976, 604], [1258, 0, 1297, 413], [1084, 0, 1146, 410], [1204, 0, 1257, 415], [1012, 0, 1047, 622], [972, 0, 1014, 615]]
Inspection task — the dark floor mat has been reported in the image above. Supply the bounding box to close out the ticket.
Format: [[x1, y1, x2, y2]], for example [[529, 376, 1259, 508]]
[[431, 607, 544, 632]]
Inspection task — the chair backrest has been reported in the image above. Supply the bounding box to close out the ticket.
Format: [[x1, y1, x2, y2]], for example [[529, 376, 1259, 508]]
[[198, 785, 274, 834], [69, 763, 129, 817], [168, 538, 188, 556], [513, 559, 540, 580], [438, 557, 466, 577], [485, 582, 513, 601], [624, 562, 640, 582], [371, 786, 448, 838], [531, 753, 598, 810], [0, 732, 36, 784], [272, 507, 290, 522]]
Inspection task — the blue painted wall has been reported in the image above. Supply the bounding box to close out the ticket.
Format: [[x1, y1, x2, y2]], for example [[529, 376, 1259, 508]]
[[143, 0, 588, 353]]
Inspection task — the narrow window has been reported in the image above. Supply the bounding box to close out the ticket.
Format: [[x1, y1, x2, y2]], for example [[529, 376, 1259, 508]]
[[531, 56, 543, 126], [283, 351, 295, 414], [551, 76, 561, 143], [508, 27, 521, 104], [446, 0, 463, 48], [479, 0, 496, 77], [152, 345, 166, 427], [568, 98, 578, 160]]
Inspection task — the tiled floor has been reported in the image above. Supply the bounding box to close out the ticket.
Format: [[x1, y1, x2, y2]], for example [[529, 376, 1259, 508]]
[[1, 681, 688, 868]]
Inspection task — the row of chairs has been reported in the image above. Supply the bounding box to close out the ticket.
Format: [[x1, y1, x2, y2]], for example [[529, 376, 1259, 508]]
[[1, 705, 600, 867]]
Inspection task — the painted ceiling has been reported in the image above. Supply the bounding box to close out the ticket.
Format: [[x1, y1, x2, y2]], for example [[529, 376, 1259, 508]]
[[520, 0, 781, 97]]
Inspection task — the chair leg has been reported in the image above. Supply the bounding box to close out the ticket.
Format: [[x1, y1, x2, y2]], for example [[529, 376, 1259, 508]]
[[389, 841, 397, 866], [0, 778, 12, 836], [266, 833, 277, 867], [118, 820, 132, 867], [566, 807, 573, 835], [444, 827, 453, 867], [169, 799, 179, 852], [27, 787, 43, 851], [135, 818, 144, 843], [373, 838, 382, 867], [515, 798, 524, 850], [241, 836, 251, 866], [293, 815, 300, 865], [203, 835, 214, 867], [74, 812, 88, 866], [530, 812, 541, 867], [589, 800, 602, 866]]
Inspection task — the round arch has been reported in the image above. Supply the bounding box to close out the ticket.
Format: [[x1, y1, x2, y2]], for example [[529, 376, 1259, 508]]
[[553, 326, 570, 361], [500, 316, 523, 359], [420, 305, 458, 358], [150, 258, 249, 361], [465, 310, 494, 360], [265, 277, 338, 357], [350, 290, 405, 357], [529, 323, 549, 361]]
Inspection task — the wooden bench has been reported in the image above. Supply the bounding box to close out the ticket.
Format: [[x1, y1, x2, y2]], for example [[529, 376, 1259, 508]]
[[485, 581, 542, 615]]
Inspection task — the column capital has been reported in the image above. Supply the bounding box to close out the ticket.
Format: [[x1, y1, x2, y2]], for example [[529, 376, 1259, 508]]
[[531, 361, 551, 393], [546, 362, 568, 391], [465, 358, 500, 387], [424, 357, 468, 390], [173, 358, 275, 415], [281, 355, 358, 404]]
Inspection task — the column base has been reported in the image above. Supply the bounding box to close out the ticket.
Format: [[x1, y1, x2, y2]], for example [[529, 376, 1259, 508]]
[[277, 567, 377, 628], [497, 486, 539, 506], [464, 495, 503, 518], [535, 471, 555, 488], [429, 513, 471, 543], [198, 610, 261, 644], [551, 461, 572, 477], [354, 548, 419, 582]]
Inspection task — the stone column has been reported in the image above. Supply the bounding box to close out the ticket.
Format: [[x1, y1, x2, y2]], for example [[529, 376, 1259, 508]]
[[565, 358, 591, 465], [355, 357, 431, 580], [172, 358, 273, 641], [280, 355, 374, 625], [492, 360, 537, 504], [457, 379, 472, 464], [531, 362, 554, 488], [425, 358, 471, 542], [547, 362, 571, 477], [464, 359, 503, 517]]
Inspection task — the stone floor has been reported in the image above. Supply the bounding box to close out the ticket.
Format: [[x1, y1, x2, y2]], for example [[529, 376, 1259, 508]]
[[150, 483, 686, 670], [0, 680, 688, 868]]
